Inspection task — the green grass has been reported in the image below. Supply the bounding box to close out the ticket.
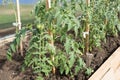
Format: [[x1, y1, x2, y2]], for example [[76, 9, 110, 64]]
[[0, 15, 15, 24], [0, 19, 34, 29], [0, 4, 35, 29]]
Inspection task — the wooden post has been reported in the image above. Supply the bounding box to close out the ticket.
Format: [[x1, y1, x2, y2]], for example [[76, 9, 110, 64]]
[[85, 0, 90, 55], [46, 0, 51, 10], [46, 0, 56, 74], [84, 0, 93, 67], [16, 0, 23, 56], [16, 0, 21, 30]]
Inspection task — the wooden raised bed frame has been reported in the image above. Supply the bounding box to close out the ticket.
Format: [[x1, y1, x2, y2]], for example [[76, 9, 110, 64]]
[[89, 47, 120, 80]]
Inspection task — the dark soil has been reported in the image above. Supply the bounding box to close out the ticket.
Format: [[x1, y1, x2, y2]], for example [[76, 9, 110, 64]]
[[0, 33, 120, 80]]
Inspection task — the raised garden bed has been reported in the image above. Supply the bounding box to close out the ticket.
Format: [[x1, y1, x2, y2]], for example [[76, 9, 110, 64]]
[[0, 34, 120, 80], [0, 0, 120, 80]]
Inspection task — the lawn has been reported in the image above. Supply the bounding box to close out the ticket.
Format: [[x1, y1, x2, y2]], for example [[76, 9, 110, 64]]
[[0, 4, 35, 29]]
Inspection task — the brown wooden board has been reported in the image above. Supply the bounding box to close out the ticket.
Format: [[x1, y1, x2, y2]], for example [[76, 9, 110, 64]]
[[0, 31, 31, 47], [89, 47, 120, 80], [0, 34, 15, 47]]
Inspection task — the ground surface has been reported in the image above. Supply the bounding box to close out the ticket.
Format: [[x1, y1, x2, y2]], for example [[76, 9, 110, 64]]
[[0, 31, 120, 80]]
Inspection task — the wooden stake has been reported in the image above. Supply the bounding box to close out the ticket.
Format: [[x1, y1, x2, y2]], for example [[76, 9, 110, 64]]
[[16, 0, 21, 30], [16, 0, 23, 56], [46, 0, 51, 10], [84, 0, 93, 67], [85, 0, 90, 55], [46, 0, 56, 74], [85, 19, 89, 55], [46, 0, 49, 10], [86, 0, 90, 6]]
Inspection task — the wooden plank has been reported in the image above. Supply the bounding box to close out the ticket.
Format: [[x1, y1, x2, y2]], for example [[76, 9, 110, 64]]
[[0, 31, 31, 47], [89, 47, 120, 80], [0, 34, 15, 47], [115, 65, 120, 80], [101, 68, 115, 80]]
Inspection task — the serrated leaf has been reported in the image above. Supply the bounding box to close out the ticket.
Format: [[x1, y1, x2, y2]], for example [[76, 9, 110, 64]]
[[75, 65, 80, 75], [55, 10, 60, 18], [57, 15, 62, 26], [64, 37, 71, 53], [16, 37, 20, 45], [71, 41, 77, 51], [117, 23, 120, 31], [47, 43, 56, 54], [74, 26, 79, 37], [21, 28, 26, 38], [7, 51, 12, 61], [32, 52, 40, 55], [69, 52, 75, 68], [78, 58, 86, 68], [34, 43, 39, 48], [47, 60, 53, 66], [67, 21, 72, 31], [36, 76, 44, 80], [10, 44, 16, 53], [65, 64, 69, 75], [60, 67, 64, 74], [85, 68, 93, 76]]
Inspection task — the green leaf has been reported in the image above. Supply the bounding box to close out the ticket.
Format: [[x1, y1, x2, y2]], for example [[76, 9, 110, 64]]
[[57, 15, 62, 26], [75, 65, 80, 75], [6, 51, 12, 61], [32, 52, 40, 55], [10, 44, 16, 53], [64, 37, 71, 53], [68, 52, 75, 68], [117, 23, 120, 31], [65, 64, 69, 75], [60, 67, 64, 74], [21, 28, 26, 38], [85, 68, 93, 76], [74, 25, 79, 37], [47, 60, 53, 66], [78, 58, 86, 68], [36, 76, 44, 80], [46, 43, 56, 54], [67, 21, 73, 31], [16, 37, 20, 45], [41, 67, 51, 76], [55, 10, 60, 18]]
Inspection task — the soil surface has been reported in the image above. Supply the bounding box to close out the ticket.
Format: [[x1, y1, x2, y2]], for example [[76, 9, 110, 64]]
[[0, 32, 120, 80]]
